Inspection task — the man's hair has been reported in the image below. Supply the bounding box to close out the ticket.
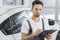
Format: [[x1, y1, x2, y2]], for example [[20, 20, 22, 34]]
[[32, 0, 43, 8]]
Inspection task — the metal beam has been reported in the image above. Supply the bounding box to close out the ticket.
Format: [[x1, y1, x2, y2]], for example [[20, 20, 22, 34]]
[[55, 0, 59, 21]]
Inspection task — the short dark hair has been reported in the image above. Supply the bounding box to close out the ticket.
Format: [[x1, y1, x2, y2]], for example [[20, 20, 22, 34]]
[[32, 0, 43, 7]]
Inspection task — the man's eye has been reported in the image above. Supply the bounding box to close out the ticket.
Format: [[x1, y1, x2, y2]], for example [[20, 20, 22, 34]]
[[40, 9, 42, 10], [35, 8, 38, 10]]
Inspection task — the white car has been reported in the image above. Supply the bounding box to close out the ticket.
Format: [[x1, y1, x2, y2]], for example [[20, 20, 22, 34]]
[[0, 6, 31, 40], [0, 6, 60, 40]]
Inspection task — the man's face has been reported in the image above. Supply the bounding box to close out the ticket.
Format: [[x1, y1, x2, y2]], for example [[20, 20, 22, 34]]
[[32, 4, 43, 17]]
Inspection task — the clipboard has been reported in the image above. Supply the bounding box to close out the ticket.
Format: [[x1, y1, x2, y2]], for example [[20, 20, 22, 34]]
[[38, 30, 57, 37]]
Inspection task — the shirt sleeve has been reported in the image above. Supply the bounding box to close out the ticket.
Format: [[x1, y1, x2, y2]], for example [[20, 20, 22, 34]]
[[21, 20, 29, 34]]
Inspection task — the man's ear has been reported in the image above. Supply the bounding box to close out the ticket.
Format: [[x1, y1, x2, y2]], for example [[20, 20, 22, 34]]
[[48, 19, 55, 26]]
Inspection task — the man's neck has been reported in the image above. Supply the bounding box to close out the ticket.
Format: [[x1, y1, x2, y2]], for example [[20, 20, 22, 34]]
[[32, 16, 40, 22]]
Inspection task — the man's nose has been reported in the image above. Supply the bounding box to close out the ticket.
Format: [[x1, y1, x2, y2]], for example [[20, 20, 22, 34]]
[[37, 10, 40, 13]]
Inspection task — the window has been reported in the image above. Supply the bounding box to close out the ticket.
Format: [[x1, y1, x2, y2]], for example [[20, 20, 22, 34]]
[[3, 0, 16, 5], [42, 8, 55, 19], [41, 0, 55, 7]]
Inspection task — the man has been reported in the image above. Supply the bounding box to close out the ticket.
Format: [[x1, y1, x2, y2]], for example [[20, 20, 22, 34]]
[[21, 0, 51, 40]]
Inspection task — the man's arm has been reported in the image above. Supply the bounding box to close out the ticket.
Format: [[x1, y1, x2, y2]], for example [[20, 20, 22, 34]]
[[21, 29, 43, 40], [21, 33, 34, 40]]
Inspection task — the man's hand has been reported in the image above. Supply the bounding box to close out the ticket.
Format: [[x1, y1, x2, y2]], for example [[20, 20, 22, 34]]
[[21, 29, 43, 40], [45, 33, 52, 40], [31, 29, 43, 37]]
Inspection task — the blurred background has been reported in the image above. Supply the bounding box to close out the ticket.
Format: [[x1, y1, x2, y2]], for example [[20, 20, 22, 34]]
[[0, 0, 60, 40]]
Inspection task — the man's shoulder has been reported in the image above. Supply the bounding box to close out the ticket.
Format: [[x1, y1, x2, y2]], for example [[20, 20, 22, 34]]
[[23, 18, 31, 23], [39, 15, 48, 21], [25, 18, 32, 21]]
